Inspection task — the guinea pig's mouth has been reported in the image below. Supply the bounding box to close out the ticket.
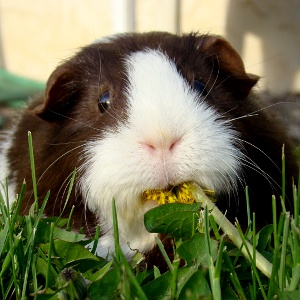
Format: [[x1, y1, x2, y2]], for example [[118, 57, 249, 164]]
[[141, 181, 215, 205]]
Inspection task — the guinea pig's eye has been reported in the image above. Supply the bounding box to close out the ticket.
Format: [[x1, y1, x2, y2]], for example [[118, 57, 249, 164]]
[[98, 91, 110, 113], [193, 80, 207, 95]]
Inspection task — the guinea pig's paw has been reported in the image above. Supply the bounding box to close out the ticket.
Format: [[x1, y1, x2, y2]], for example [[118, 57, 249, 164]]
[[92, 226, 158, 261]]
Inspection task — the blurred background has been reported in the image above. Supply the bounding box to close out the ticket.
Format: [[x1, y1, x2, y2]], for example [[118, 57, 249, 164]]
[[0, 0, 299, 141]]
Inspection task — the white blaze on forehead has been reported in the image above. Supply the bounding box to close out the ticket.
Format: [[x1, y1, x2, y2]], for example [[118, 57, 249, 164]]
[[125, 50, 200, 132]]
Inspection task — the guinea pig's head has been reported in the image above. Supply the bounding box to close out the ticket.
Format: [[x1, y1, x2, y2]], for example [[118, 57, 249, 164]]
[[35, 32, 258, 258]]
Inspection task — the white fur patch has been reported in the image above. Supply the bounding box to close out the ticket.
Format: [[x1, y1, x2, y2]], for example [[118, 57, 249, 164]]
[[0, 132, 17, 206], [79, 50, 243, 259]]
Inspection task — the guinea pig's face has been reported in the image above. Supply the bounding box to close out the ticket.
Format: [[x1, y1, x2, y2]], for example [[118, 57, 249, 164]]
[[36, 33, 258, 258]]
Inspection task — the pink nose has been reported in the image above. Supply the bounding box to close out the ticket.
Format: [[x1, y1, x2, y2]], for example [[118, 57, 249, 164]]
[[141, 137, 181, 155]]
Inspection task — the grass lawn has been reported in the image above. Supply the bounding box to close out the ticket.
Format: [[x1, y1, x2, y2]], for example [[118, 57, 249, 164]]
[[0, 133, 299, 299]]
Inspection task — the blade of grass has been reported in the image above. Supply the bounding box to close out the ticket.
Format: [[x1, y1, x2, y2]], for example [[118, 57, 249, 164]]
[[288, 263, 300, 291], [223, 251, 247, 300], [0, 180, 9, 219], [11, 180, 26, 226], [192, 212, 195, 236], [55, 168, 76, 225], [0, 215, 9, 258], [279, 212, 290, 289], [215, 235, 225, 283], [294, 174, 300, 227], [5, 187, 20, 298], [204, 205, 221, 300], [91, 224, 100, 255], [233, 224, 252, 267], [0, 277, 4, 299], [0, 233, 21, 278], [291, 220, 300, 263], [21, 228, 36, 300], [3, 277, 14, 300], [88, 261, 113, 282], [170, 257, 180, 299], [66, 205, 75, 231], [235, 223, 268, 300], [153, 266, 161, 278], [37, 247, 58, 278], [291, 193, 300, 268], [46, 222, 55, 289], [31, 254, 38, 295], [209, 214, 221, 240], [25, 191, 50, 253], [112, 199, 120, 263], [268, 195, 281, 298], [28, 131, 38, 209], [252, 213, 257, 297], [111, 200, 147, 299], [117, 248, 148, 300], [245, 186, 251, 226], [0, 187, 10, 263], [281, 145, 286, 208]]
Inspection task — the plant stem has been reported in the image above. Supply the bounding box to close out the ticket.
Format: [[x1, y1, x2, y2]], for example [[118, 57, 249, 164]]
[[155, 236, 174, 272], [190, 182, 273, 278]]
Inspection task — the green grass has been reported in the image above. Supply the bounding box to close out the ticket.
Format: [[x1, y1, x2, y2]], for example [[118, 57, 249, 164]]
[[0, 133, 300, 299]]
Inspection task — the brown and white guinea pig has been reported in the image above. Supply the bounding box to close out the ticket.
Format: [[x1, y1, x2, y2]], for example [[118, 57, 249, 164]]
[[0, 32, 298, 260]]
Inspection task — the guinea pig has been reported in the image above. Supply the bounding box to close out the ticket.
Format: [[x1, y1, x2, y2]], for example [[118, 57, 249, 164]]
[[0, 32, 298, 260]]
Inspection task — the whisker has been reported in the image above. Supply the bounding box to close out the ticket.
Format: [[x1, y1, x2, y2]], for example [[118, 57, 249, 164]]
[[52, 170, 75, 215], [202, 56, 219, 101], [222, 101, 298, 124], [47, 141, 89, 146], [237, 153, 280, 192], [36, 144, 86, 185], [46, 109, 101, 131], [233, 137, 281, 173], [219, 105, 239, 116], [222, 113, 259, 123]]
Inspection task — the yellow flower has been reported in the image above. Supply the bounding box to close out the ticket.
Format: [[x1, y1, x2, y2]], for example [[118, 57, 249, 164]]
[[142, 182, 215, 204]]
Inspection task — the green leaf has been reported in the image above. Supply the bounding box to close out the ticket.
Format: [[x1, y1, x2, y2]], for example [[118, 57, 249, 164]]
[[278, 290, 300, 299], [87, 261, 113, 282], [144, 203, 202, 239], [256, 224, 274, 252], [178, 269, 211, 300], [41, 240, 99, 265], [87, 267, 121, 298], [34, 287, 65, 299], [35, 221, 85, 244], [66, 258, 107, 274], [142, 266, 197, 299], [36, 256, 57, 288], [222, 286, 240, 300], [176, 233, 218, 268], [43, 217, 68, 228], [0, 209, 10, 258]]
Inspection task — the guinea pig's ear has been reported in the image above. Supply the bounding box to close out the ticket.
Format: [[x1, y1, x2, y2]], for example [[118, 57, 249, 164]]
[[200, 35, 259, 95], [34, 63, 78, 121]]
